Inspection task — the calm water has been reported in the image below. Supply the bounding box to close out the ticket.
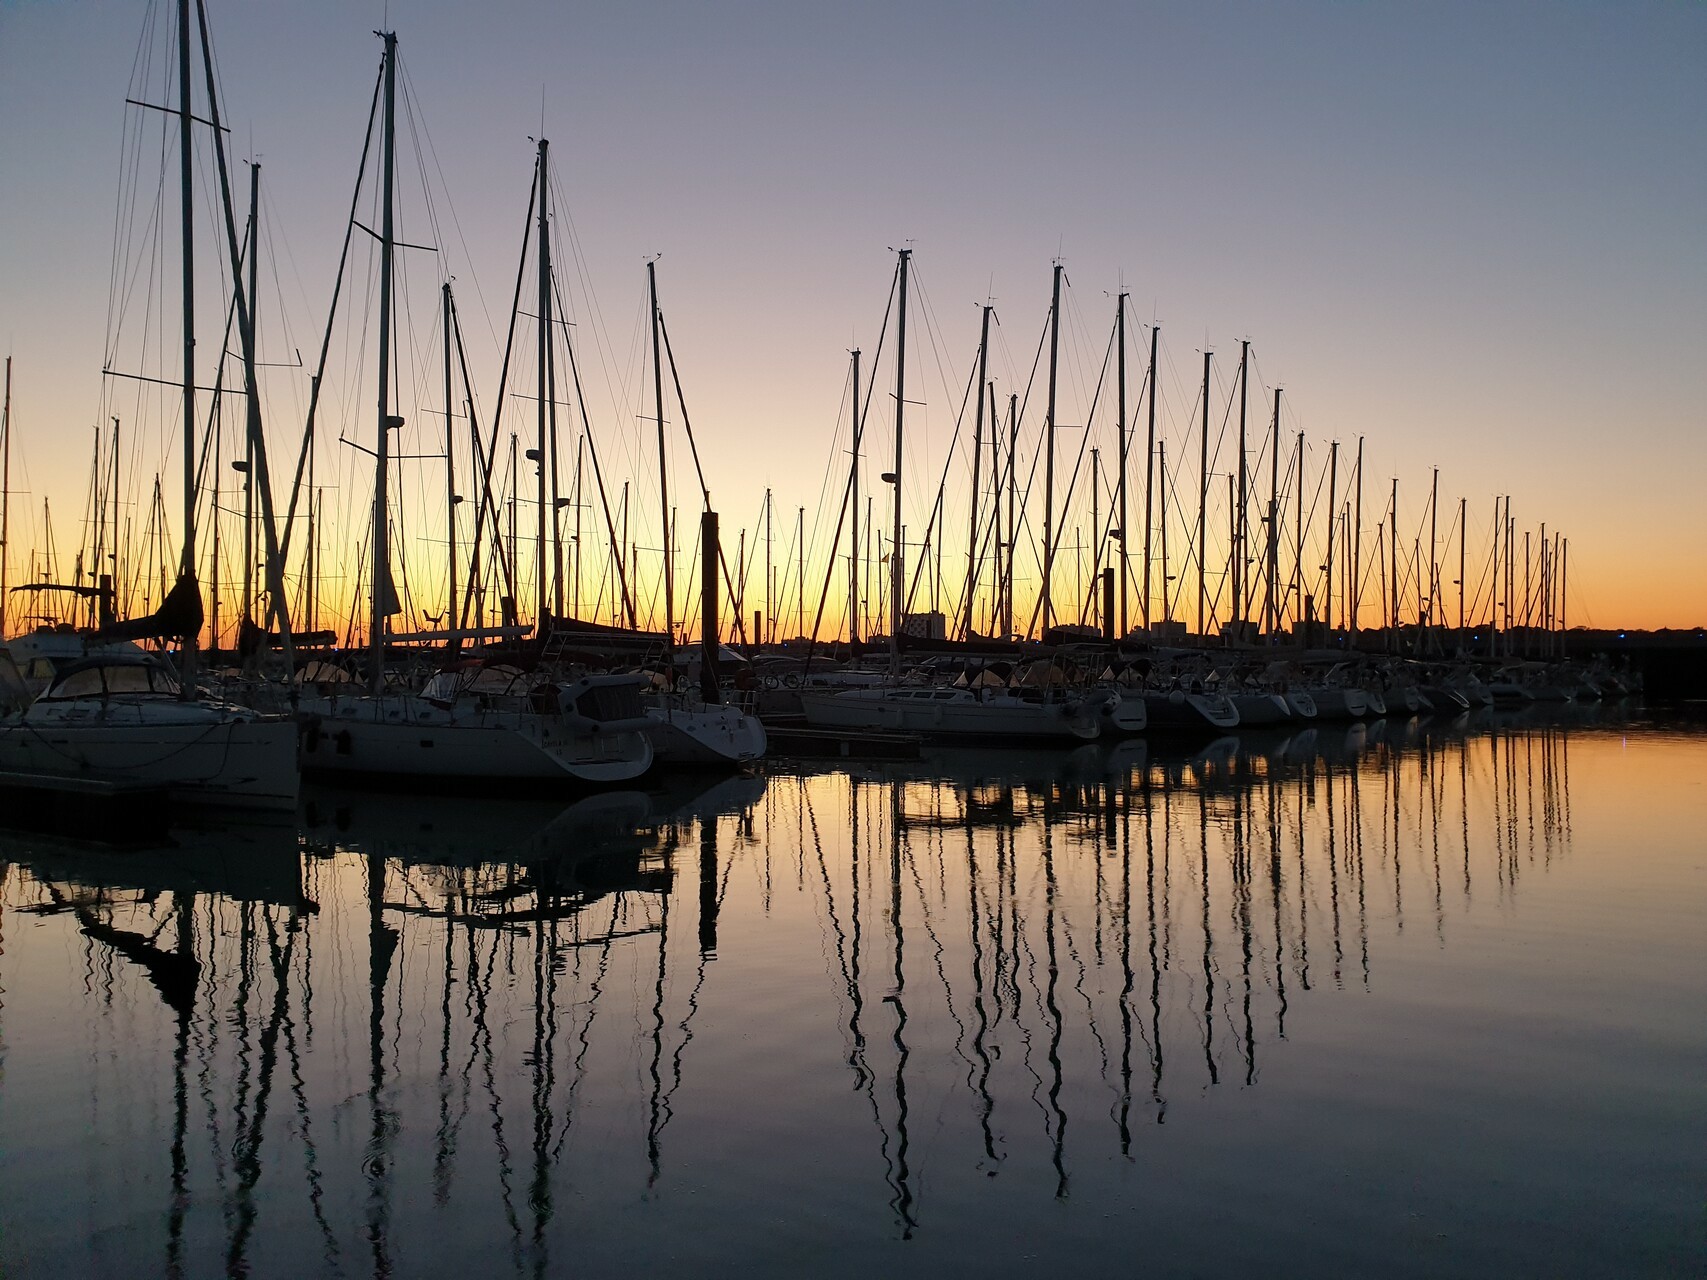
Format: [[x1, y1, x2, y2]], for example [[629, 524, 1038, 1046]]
[[1, 708, 1702, 1278]]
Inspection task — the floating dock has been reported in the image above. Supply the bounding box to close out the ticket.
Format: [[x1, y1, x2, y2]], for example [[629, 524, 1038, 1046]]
[[0, 769, 173, 843], [760, 719, 922, 760]]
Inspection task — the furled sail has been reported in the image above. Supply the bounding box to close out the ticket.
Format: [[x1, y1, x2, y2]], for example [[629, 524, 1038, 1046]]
[[92, 572, 204, 642]]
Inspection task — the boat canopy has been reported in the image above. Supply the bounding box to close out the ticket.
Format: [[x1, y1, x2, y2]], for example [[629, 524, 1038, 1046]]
[[38, 653, 182, 702]]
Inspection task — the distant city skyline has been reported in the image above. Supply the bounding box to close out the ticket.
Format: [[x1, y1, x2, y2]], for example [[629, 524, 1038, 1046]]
[[0, 0, 1701, 636]]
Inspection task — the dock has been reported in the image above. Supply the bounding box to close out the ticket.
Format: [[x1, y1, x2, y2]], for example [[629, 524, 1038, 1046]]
[[0, 770, 173, 843], [760, 719, 922, 761]]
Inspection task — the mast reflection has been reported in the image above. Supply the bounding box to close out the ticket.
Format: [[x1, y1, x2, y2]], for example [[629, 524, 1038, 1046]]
[[0, 711, 1596, 1261]]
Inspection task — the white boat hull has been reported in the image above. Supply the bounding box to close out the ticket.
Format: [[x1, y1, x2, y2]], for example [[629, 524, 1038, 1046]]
[[644, 701, 768, 767], [300, 695, 653, 786], [0, 713, 300, 811]]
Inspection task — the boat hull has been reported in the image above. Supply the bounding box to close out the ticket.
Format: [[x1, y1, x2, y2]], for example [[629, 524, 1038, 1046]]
[[0, 714, 299, 811], [299, 696, 653, 787], [643, 702, 768, 767]]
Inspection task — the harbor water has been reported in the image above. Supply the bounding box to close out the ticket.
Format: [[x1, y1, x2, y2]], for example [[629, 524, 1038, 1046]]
[[1, 707, 1702, 1277]]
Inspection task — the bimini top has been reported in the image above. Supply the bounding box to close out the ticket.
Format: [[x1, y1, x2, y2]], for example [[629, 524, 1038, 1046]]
[[36, 651, 183, 702]]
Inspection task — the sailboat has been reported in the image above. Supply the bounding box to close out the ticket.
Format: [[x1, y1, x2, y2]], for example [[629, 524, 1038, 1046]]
[[634, 261, 766, 768], [800, 253, 1111, 746], [0, 2, 298, 812], [295, 32, 653, 790]]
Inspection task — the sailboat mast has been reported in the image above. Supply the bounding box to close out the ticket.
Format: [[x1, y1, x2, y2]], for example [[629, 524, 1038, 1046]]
[[648, 259, 673, 656], [1235, 339, 1248, 630], [110, 419, 121, 616], [175, 0, 201, 683], [764, 487, 772, 644], [1458, 495, 1466, 639], [889, 248, 911, 660], [1005, 392, 1017, 641], [1388, 477, 1399, 649], [1089, 447, 1100, 629], [1041, 261, 1062, 635], [1115, 293, 1128, 636], [1352, 436, 1363, 639], [1428, 466, 1439, 635], [1158, 439, 1169, 624], [241, 161, 259, 632], [849, 347, 861, 644], [1326, 440, 1338, 636], [964, 305, 990, 642], [1142, 324, 1158, 632], [1266, 388, 1280, 637], [443, 282, 458, 632], [177, 0, 197, 585], [1197, 350, 1209, 639], [1294, 430, 1304, 639], [369, 30, 398, 693], [535, 139, 550, 629]]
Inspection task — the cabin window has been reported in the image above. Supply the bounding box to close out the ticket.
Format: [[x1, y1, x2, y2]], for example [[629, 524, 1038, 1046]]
[[106, 664, 177, 695], [43, 669, 105, 699]]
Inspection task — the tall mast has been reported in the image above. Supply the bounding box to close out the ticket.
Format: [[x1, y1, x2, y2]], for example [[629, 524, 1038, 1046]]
[[889, 248, 911, 661], [764, 487, 773, 644], [110, 419, 121, 615], [1428, 466, 1439, 636], [368, 30, 398, 693], [1142, 324, 1158, 632], [796, 505, 805, 641], [1005, 392, 1017, 641], [1293, 430, 1304, 640], [1158, 439, 1169, 624], [1041, 261, 1062, 635], [1235, 339, 1248, 630], [1197, 350, 1210, 639], [1266, 388, 1280, 636], [241, 161, 259, 633], [1458, 495, 1467, 639], [1115, 293, 1129, 636], [1325, 440, 1338, 636], [535, 138, 551, 629], [1388, 477, 1399, 649], [1493, 496, 1504, 650], [1523, 530, 1532, 652], [1089, 446, 1100, 629], [176, 0, 200, 678], [964, 304, 990, 641], [849, 347, 861, 645], [648, 259, 673, 657], [1352, 437, 1363, 640], [443, 282, 458, 632]]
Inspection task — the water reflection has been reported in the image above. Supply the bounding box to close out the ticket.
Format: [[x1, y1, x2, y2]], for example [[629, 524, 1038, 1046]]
[[0, 710, 1616, 1274]]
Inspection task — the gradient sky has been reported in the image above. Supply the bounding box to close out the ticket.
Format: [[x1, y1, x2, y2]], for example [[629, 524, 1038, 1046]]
[[1, 0, 1702, 635]]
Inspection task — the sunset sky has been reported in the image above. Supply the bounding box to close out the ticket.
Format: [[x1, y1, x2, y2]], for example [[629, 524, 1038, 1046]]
[[1, 0, 1702, 638]]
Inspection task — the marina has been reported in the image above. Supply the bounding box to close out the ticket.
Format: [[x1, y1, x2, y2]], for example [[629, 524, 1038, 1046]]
[[0, 2, 1702, 1276]]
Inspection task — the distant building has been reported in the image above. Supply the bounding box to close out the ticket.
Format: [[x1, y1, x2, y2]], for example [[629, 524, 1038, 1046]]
[[901, 611, 946, 640]]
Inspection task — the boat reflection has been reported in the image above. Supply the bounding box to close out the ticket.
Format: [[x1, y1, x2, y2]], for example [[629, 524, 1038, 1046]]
[[0, 710, 1596, 1268]]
